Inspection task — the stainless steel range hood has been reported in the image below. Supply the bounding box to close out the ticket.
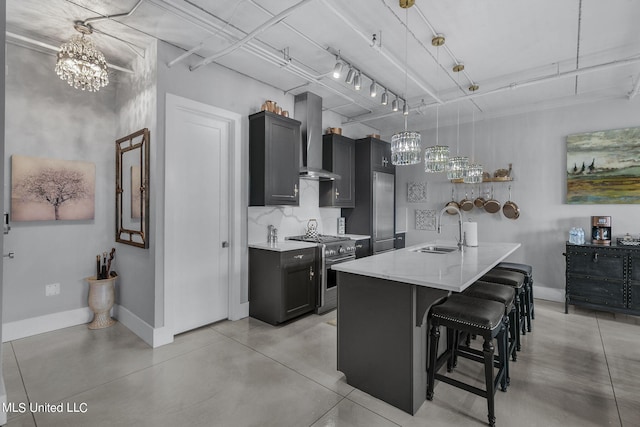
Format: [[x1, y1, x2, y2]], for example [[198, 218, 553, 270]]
[[294, 92, 341, 180]]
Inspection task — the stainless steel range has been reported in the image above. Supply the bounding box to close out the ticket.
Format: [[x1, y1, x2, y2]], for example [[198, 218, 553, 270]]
[[287, 234, 356, 314]]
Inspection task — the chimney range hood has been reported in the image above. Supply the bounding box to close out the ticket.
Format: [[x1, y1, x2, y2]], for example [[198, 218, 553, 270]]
[[294, 92, 341, 180]]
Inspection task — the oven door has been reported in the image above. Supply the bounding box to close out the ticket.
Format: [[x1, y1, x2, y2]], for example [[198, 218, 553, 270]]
[[320, 253, 356, 313]]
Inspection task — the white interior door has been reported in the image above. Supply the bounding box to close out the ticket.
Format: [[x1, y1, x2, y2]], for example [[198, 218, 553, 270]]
[[165, 97, 230, 334]]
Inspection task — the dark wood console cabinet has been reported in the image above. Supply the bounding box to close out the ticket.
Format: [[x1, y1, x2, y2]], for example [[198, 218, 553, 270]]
[[565, 243, 640, 315]]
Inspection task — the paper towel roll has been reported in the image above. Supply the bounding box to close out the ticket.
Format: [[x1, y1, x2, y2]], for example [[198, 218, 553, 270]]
[[463, 221, 478, 247]]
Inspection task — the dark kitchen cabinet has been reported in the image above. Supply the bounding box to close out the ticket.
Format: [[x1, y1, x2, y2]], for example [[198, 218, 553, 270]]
[[249, 111, 300, 206], [394, 232, 406, 249], [320, 134, 355, 207], [370, 136, 394, 172], [565, 243, 640, 315], [354, 238, 371, 259], [342, 137, 395, 254], [249, 247, 317, 325]]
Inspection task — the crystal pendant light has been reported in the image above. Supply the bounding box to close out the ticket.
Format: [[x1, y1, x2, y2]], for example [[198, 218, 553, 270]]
[[463, 109, 483, 183], [446, 64, 469, 180], [425, 36, 449, 173], [391, 3, 421, 166], [55, 22, 109, 92]]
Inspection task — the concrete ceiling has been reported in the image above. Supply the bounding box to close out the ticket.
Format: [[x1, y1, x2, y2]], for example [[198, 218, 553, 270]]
[[6, 0, 640, 133]]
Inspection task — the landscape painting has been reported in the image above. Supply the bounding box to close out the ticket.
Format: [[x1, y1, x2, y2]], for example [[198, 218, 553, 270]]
[[566, 127, 640, 204], [11, 155, 95, 221]]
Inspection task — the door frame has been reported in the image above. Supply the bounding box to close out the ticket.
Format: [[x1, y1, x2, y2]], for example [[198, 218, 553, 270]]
[[162, 94, 247, 342]]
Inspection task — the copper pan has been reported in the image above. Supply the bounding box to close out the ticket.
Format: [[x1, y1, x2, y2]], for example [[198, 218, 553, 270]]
[[445, 187, 460, 215], [484, 186, 501, 214], [459, 190, 473, 212], [474, 185, 486, 208], [502, 185, 520, 220]]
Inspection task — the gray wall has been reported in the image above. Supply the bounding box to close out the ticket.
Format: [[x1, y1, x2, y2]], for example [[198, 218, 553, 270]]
[[394, 97, 640, 300], [3, 44, 117, 322], [114, 41, 158, 327]]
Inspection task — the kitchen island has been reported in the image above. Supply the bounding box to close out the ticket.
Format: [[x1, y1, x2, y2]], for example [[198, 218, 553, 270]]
[[333, 241, 521, 414]]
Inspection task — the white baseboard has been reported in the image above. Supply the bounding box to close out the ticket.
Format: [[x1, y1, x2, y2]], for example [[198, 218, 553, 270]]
[[2, 307, 93, 342], [229, 301, 249, 321]]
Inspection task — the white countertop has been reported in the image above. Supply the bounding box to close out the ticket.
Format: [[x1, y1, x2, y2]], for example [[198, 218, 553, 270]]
[[249, 241, 318, 252], [332, 241, 521, 292]]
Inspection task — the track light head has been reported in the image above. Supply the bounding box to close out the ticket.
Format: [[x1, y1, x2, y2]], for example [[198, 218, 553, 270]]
[[345, 68, 355, 84], [381, 90, 389, 105], [332, 61, 343, 79], [354, 72, 361, 90], [370, 80, 377, 97], [392, 97, 399, 111], [402, 100, 409, 115]]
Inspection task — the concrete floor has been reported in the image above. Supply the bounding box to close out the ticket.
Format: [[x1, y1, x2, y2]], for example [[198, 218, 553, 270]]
[[2, 299, 639, 426]]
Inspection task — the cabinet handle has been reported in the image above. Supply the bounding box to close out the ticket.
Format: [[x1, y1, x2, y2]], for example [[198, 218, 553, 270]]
[[335, 188, 340, 199], [593, 253, 598, 263], [293, 254, 304, 259], [294, 184, 299, 197], [309, 266, 314, 281], [356, 244, 363, 249]]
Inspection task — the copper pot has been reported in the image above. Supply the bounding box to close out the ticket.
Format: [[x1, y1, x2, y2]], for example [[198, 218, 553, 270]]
[[265, 100, 276, 112], [474, 186, 486, 208], [502, 185, 520, 220], [445, 188, 460, 215], [326, 127, 342, 135], [459, 191, 473, 212], [484, 186, 501, 214]]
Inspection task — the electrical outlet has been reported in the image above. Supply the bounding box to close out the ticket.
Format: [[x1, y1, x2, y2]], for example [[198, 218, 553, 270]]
[[45, 283, 60, 296]]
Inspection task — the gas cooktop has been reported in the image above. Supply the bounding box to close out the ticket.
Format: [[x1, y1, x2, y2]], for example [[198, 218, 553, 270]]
[[287, 234, 351, 244]]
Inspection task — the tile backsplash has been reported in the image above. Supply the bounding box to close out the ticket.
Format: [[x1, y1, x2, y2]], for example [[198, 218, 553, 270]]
[[248, 179, 342, 243]]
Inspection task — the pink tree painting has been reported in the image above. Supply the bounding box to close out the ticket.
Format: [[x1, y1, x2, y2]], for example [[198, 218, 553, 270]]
[[11, 155, 95, 221]]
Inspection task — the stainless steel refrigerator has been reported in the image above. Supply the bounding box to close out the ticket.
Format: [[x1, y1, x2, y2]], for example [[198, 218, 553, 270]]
[[342, 137, 396, 255], [372, 171, 395, 253]]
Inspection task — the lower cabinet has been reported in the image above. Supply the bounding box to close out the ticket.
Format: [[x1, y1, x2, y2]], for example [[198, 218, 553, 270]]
[[565, 243, 640, 315], [354, 238, 371, 259], [249, 247, 317, 325], [394, 232, 406, 249]]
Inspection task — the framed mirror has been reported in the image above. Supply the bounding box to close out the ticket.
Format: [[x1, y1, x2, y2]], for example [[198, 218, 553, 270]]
[[116, 128, 150, 248]]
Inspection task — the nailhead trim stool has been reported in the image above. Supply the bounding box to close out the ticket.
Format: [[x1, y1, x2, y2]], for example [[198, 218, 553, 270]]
[[463, 281, 518, 366], [427, 294, 508, 427], [480, 270, 526, 351], [494, 262, 534, 332]]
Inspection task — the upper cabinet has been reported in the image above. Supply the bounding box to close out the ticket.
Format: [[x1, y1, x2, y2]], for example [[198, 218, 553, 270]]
[[319, 134, 355, 208], [368, 137, 395, 173], [249, 111, 301, 206]]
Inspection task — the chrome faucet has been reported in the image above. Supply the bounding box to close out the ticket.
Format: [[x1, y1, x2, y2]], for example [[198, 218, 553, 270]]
[[438, 205, 464, 251]]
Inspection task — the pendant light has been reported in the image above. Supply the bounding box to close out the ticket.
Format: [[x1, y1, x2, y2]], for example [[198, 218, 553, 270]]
[[391, 2, 421, 166], [424, 36, 449, 173], [463, 108, 483, 183], [446, 63, 469, 180], [55, 22, 109, 92]]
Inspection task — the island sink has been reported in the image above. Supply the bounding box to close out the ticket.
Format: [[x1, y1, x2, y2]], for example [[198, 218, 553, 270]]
[[411, 245, 458, 254]]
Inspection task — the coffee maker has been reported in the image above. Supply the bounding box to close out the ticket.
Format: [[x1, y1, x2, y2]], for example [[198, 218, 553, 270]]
[[591, 216, 611, 245]]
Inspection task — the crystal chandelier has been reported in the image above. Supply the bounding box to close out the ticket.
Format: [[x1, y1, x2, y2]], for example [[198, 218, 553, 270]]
[[424, 35, 449, 173], [446, 63, 469, 179], [55, 22, 109, 92], [391, 0, 421, 166]]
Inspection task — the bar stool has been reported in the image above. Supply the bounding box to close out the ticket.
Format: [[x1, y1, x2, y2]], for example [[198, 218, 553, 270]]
[[494, 262, 534, 332], [480, 270, 526, 351], [463, 281, 518, 364], [428, 294, 508, 427]]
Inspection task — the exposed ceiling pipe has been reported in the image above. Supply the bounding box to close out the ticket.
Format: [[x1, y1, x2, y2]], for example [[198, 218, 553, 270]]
[[6, 31, 134, 73], [344, 55, 640, 124], [190, 0, 316, 71], [82, 0, 145, 26], [150, 0, 372, 111], [320, 0, 443, 104]]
